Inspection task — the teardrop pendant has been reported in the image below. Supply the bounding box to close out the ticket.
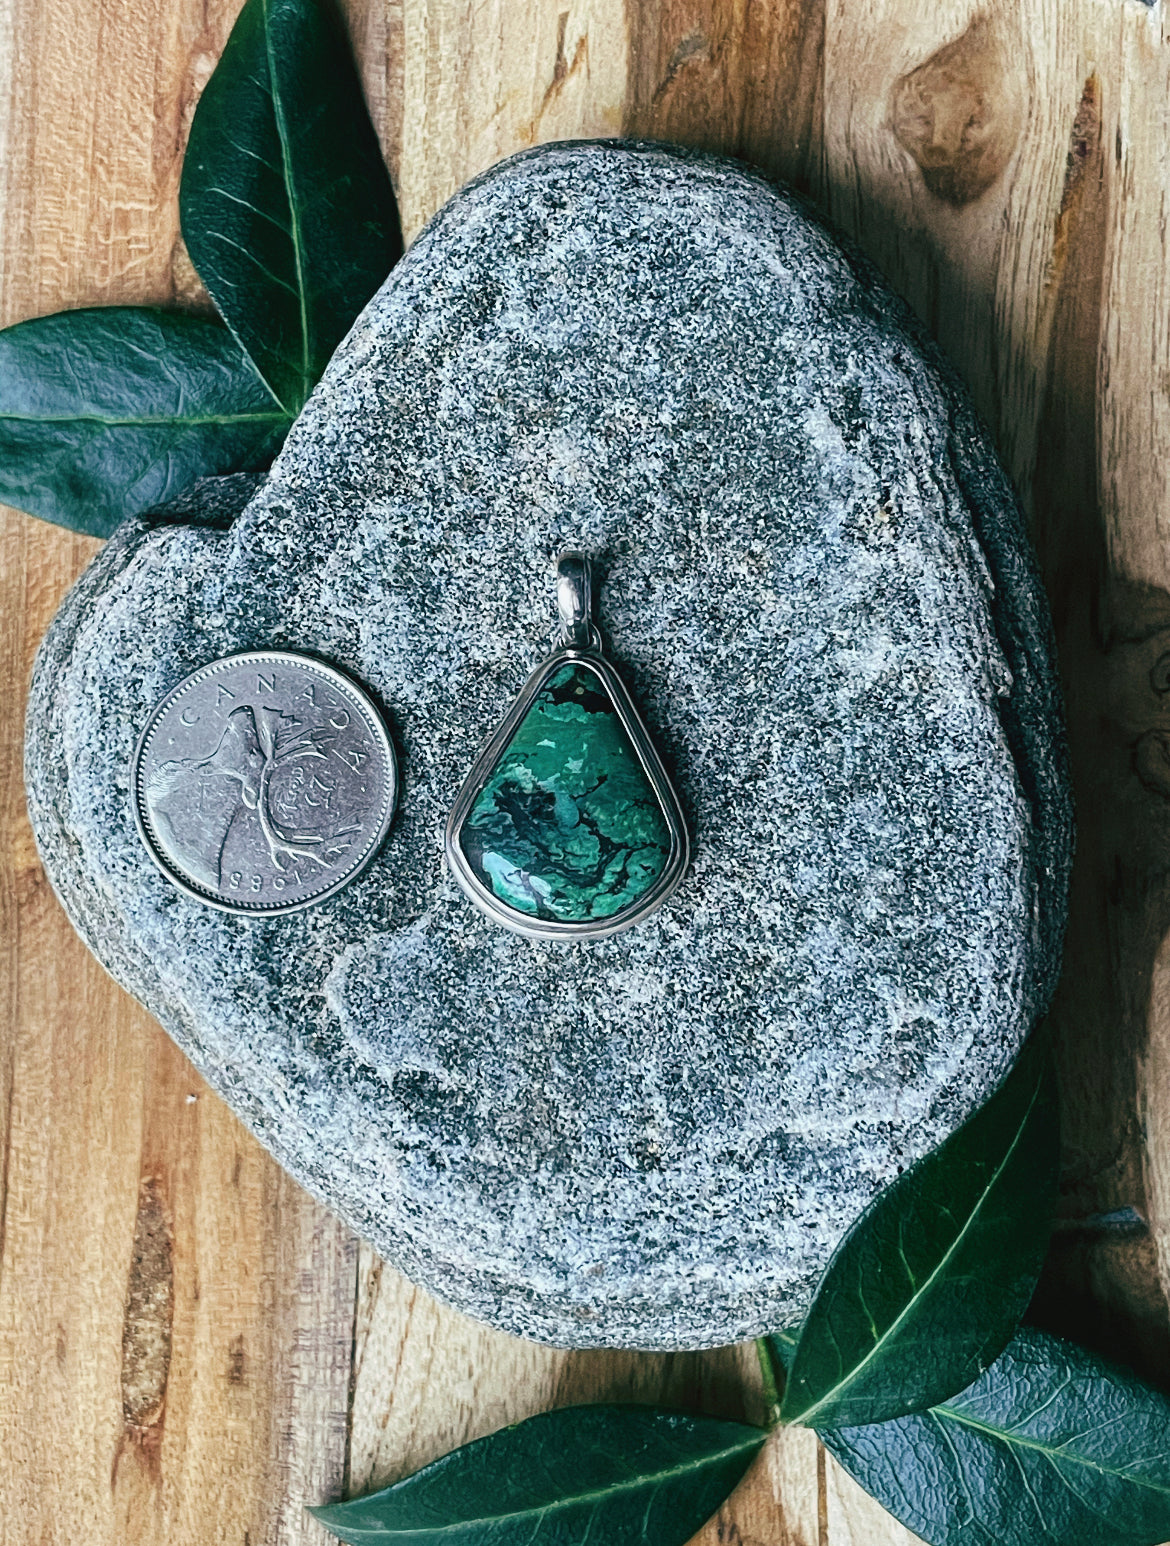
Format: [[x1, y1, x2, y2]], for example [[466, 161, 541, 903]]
[[445, 553, 689, 939]]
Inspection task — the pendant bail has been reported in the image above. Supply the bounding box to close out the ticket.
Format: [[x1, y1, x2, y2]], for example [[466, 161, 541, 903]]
[[556, 551, 594, 648]]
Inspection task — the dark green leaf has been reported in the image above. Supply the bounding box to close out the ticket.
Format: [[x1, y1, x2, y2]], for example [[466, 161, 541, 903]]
[[308, 1405, 765, 1546], [822, 1326, 1170, 1546], [780, 1033, 1058, 1428], [767, 1328, 798, 1372], [0, 308, 290, 536], [180, 0, 402, 415]]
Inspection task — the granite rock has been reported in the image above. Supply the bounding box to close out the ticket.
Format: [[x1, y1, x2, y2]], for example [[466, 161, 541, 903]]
[[25, 141, 1071, 1350]]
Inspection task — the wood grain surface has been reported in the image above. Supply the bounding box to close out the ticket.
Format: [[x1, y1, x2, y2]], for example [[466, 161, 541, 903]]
[[1, 0, 1168, 1542]]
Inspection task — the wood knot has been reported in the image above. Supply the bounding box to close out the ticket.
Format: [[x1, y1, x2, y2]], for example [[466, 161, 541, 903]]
[[891, 17, 1024, 205]]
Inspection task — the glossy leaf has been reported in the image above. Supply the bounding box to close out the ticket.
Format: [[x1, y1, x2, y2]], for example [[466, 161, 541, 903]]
[[0, 308, 290, 536], [767, 1328, 798, 1372], [181, 0, 402, 415], [822, 1327, 1170, 1546], [780, 1033, 1058, 1429], [308, 1404, 766, 1546]]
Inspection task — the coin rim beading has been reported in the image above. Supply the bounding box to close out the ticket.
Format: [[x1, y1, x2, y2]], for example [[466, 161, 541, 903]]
[[131, 650, 398, 917]]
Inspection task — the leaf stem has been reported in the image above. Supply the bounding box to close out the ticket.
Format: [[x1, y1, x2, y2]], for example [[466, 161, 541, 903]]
[[756, 1339, 783, 1428]]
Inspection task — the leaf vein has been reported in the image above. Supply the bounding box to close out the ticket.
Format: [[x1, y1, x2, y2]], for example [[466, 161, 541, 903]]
[[794, 1067, 1045, 1426]]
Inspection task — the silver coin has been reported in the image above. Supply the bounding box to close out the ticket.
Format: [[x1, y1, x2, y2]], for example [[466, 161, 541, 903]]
[[131, 651, 397, 916]]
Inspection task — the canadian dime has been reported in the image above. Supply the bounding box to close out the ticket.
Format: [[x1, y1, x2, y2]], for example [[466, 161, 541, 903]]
[[131, 651, 397, 915]]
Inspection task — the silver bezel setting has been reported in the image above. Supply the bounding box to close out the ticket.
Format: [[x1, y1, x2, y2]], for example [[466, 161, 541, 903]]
[[444, 646, 690, 941], [131, 649, 398, 917]]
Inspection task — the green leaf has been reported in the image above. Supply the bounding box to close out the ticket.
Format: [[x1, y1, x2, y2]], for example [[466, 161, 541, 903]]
[[821, 1326, 1170, 1546], [0, 308, 291, 536], [180, 0, 402, 415], [768, 1328, 799, 1370], [780, 1033, 1059, 1429], [308, 1405, 766, 1546]]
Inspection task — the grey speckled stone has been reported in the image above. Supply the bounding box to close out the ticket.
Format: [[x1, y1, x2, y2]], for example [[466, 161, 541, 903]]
[[25, 141, 1071, 1350]]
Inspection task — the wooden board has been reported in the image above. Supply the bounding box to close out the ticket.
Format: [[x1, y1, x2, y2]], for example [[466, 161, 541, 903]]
[[1, 0, 1168, 1541]]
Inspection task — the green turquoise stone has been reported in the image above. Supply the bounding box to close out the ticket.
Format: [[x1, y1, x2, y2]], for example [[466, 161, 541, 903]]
[[462, 662, 672, 923]]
